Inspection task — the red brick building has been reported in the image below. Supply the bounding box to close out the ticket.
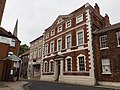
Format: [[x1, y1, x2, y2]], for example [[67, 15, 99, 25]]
[[0, 0, 6, 25], [93, 23, 120, 86], [41, 3, 110, 85], [0, 27, 21, 81]]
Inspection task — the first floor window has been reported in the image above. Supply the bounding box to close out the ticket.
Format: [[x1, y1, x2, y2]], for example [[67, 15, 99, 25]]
[[58, 39, 62, 51], [66, 35, 71, 48], [77, 31, 83, 46], [102, 58, 111, 74], [100, 35, 108, 49], [44, 44, 48, 55], [66, 58, 72, 71], [78, 56, 85, 71], [50, 41, 54, 53], [50, 61, 54, 72], [116, 31, 120, 46]]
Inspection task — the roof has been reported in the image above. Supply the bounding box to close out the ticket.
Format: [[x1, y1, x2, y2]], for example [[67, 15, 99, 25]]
[[0, 27, 21, 42], [7, 54, 21, 62], [30, 35, 43, 44], [20, 50, 30, 57], [93, 22, 120, 34]]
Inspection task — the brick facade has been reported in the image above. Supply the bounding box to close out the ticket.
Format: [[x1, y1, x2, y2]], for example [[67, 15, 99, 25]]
[[93, 23, 120, 84], [41, 3, 110, 85], [0, 27, 21, 81]]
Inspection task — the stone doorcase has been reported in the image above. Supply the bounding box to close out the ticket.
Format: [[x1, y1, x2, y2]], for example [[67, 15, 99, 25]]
[[53, 58, 64, 81]]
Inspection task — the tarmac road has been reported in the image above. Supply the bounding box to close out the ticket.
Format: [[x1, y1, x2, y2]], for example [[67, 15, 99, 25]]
[[27, 80, 113, 90]]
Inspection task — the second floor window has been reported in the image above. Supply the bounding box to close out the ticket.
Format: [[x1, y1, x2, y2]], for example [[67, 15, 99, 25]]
[[51, 29, 55, 36], [66, 35, 71, 48], [77, 31, 83, 46], [100, 35, 108, 49], [57, 25, 62, 33], [76, 14, 83, 24], [57, 39, 62, 51], [116, 31, 120, 46], [50, 41, 54, 53], [38, 47, 41, 57], [66, 20, 71, 29], [34, 49, 37, 58]]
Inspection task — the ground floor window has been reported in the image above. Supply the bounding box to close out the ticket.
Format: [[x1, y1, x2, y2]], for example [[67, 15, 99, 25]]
[[44, 61, 48, 72], [66, 58, 72, 71], [102, 58, 111, 74], [50, 60, 54, 72], [78, 56, 85, 71]]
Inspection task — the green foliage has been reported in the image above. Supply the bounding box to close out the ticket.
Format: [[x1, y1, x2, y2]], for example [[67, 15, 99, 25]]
[[19, 44, 29, 55]]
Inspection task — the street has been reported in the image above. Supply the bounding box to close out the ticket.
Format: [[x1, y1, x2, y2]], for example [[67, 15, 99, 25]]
[[27, 80, 113, 90]]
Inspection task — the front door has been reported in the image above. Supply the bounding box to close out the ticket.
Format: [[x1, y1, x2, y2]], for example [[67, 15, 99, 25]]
[[55, 60, 61, 81]]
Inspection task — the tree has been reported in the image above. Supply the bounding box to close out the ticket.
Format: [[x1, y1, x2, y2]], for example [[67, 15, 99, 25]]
[[19, 44, 29, 55]]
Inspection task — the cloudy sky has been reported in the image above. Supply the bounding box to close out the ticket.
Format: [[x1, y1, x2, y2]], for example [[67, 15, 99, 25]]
[[1, 0, 120, 46]]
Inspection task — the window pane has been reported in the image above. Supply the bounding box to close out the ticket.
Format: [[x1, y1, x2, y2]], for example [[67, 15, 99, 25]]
[[67, 58, 72, 71], [78, 57, 85, 71], [78, 32, 83, 45], [100, 35, 107, 48], [102, 58, 111, 74]]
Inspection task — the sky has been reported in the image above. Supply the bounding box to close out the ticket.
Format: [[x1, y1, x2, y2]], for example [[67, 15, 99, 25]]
[[1, 0, 120, 46]]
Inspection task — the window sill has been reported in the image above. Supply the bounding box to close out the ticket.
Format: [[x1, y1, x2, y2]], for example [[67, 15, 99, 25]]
[[100, 47, 109, 50], [102, 72, 111, 75]]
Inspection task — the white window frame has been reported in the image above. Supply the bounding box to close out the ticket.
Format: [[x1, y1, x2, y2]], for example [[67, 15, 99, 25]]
[[99, 35, 108, 49], [65, 56, 72, 72], [57, 38, 62, 51], [76, 29, 84, 46], [77, 54, 86, 72], [38, 47, 41, 57], [51, 29, 55, 36], [44, 61, 48, 72], [44, 44, 48, 55], [76, 14, 83, 24], [57, 25, 62, 33], [102, 58, 111, 74], [65, 20, 71, 29], [57, 18, 63, 24], [65, 34, 72, 49], [116, 31, 120, 47], [33, 49, 37, 58], [49, 60, 54, 72], [50, 41, 54, 53]]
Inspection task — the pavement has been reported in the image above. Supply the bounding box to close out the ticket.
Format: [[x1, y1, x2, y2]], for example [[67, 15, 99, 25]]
[[0, 80, 120, 90], [0, 81, 28, 90]]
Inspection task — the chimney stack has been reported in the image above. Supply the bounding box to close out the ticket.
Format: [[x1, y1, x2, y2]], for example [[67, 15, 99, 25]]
[[94, 3, 100, 14]]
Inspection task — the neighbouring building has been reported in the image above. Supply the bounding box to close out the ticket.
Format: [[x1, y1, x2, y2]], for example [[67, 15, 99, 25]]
[[20, 50, 30, 79], [41, 3, 110, 86], [0, 0, 6, 25], [93, 23, 120, 86], [28, 35, 43, 80], [0, 26, 21, 81]]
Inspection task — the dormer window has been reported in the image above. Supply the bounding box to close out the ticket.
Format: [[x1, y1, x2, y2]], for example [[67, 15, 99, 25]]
[[66, 20, 71, 29], [57, 25, 62, 33]]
